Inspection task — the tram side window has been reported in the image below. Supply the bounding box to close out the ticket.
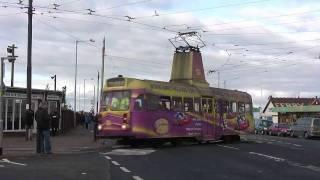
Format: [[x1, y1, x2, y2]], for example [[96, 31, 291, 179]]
[[194, 98, 201, 113], [160, 96, 171, 110], [134, 94, 145, 111], [207, 99, 213, 113], [245, 104, 251, 113], [146, 94, 160, 111], [201, 99, 207, 112], [239, 103, 245, 113], [232, 102, 237, 113], [184, 98, 193, 112], [172, 97, 183, 111]]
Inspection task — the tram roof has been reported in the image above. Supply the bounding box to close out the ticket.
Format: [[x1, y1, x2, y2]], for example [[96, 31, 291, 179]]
[[104, 77, 252, 103]]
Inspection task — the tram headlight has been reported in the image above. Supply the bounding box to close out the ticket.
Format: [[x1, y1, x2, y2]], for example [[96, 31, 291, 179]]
[[98, 124, 102, 131], [121, 124, 127, 129]]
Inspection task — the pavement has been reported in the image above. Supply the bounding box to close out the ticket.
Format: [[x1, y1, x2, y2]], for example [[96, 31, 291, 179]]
[[1, 134, 320, 180], [2, 126, 112, 156]]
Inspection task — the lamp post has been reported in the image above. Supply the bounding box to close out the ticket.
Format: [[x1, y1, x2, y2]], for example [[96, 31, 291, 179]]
[[89, 78, 95, 114], [74, 39, 94, 126], [50, 74, 56, 91], [83, 78, 87, 111]]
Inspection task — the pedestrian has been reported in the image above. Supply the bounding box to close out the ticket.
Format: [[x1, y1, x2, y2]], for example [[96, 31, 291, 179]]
[[50, 109, 60, 136], [25, 109, 34, 141], [84, 112, 90, 130], [35, 101, 52, 154]]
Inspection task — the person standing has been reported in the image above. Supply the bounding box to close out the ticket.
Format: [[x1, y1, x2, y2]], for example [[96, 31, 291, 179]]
[[35, 102, 52, 154], [50, 109, 60, 136], [84, 112, 90, 129], [25, 109, 34, 141]]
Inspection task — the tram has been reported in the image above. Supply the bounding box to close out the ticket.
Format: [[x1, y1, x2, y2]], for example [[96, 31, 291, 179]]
[[96, 33, 253, 144]]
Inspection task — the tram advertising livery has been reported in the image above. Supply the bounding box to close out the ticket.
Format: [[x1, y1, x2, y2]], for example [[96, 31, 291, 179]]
[[96, 32, 253, 145]]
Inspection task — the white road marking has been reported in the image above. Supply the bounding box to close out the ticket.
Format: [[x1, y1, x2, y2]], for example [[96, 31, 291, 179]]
[[249, 152, 285, 162], [120, 166, 131, 173], [288, 161, 320, 173], [255, 141, 263, 144], [267, 141, 273, 144], [132, 176, 144, 180], [104, 149, 156, 156], [293, 144, 302, 147], [0, 159, 27, 166], [81, 172, 87, 175], [217, 145, 239, 150], [111, 161, 120, 166], [104, 156, 112, 160], [0, 165, 4, 168]]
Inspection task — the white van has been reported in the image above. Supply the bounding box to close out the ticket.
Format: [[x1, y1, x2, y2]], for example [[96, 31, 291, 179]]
[[290, 117, 320, 139]]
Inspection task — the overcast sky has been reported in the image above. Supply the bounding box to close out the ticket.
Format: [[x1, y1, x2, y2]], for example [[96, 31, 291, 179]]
[[0, 0, 320, 111]]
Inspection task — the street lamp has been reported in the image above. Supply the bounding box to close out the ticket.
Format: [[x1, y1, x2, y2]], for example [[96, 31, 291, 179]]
[[89, 78, 95, 114], [74, 39, 95, 126], [83, 78, 87, 111], [50, 74, 56, 91]]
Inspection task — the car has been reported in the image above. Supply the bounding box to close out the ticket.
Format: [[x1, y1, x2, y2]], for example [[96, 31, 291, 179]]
[[290, 117, 320, 139], [255, 119, 273, 135], [268, 123, 290, 136]]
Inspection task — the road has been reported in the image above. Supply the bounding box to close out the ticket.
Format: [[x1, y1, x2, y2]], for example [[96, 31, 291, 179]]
[[1, 135, 320, 180]]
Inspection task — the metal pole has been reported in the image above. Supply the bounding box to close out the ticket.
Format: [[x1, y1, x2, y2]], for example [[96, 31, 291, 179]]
[[96, 71, 99, 114], [217, 71, 220, 88], [93, 84, 96, 114], [100, 37, 105, 108], [74, 41, 78, 126], [11, 61, 14, 87], [0, 58, 4, 155], [54, 75, 56, 91], [84, 79, 86, 111], [27, 0, 33, 110]]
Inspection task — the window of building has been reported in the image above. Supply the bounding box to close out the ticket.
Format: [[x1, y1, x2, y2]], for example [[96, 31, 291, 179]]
[[201, 99, 207, 112], [208, 99, 213, 113]]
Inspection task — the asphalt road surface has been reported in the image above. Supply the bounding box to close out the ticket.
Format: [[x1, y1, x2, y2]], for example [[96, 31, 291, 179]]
[[1, 135, 320, 180]]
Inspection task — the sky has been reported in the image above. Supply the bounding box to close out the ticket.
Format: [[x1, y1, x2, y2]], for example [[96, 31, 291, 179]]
[[0, 0, 320, 111]]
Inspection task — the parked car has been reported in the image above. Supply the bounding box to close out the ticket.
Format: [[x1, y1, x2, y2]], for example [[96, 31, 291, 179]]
[[290, 117, 320, 139], [268, 123, 290, 136], [255, 120, 273, 135]]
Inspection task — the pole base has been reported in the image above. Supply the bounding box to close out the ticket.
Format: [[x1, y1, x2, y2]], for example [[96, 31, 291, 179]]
[[0, 147, 3, 156]]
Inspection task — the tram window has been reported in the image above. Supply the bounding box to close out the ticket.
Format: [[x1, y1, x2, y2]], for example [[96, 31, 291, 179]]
[[146, 94, 160, 111], [245, 104, 251, 112], [160, 96, 171, 110], [239, 103, 245, 113], [208, 99, 213, 113], [172, 97, 182, 111], [134, 95, 145, 111], [184, 98, 193, 112], [232, 102, 237, 113], [194, 98, 200, 113], [110, 91, 130, 111], [201, 99, 207, 112]]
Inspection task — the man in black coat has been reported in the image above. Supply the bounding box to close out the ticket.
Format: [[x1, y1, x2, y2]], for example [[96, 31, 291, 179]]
[[35, 102, 52, 154], [25, 109, 34, 141], [50, 109, 60, 136]]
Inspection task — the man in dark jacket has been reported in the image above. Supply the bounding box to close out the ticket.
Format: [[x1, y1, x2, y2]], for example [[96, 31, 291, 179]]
[[35, 102, 52, 154], [25, 109, 34, 141], [50, 109, 60, 136]]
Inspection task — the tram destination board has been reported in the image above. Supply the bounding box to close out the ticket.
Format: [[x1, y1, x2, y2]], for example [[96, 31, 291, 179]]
[[107, 77, 125, 87]]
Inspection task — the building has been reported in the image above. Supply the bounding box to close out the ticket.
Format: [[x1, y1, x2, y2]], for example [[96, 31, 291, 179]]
[[262, 96, 320, 124], [2, 86, 64, 133]]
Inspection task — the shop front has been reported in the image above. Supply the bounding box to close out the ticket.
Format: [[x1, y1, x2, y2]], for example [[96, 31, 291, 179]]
[[2, 87, 64, 132]]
